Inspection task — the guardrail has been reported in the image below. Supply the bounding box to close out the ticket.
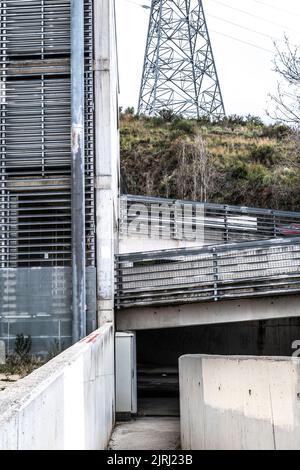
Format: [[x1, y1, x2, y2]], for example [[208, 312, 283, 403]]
[[120, 195, 300, 245], [115, 238, 300, 309]]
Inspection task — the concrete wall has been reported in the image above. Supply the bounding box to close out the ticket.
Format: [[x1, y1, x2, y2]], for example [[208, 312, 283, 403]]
[[179, 355, 300, 450], [0, 323, 114, 450]]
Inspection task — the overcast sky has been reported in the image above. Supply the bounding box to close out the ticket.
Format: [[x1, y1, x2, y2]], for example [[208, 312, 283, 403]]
[[115, 0, 300, 121]]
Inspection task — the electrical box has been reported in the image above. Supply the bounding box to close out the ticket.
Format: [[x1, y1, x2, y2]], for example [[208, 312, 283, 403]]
[[116, 332, 137, 419]]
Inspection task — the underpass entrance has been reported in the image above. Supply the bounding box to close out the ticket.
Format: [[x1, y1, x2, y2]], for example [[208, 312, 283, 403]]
[[135, 317, 300, 416]]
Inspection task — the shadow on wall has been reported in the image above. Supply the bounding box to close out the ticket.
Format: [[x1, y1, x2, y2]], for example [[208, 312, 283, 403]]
[[137, 318, 300, 367]]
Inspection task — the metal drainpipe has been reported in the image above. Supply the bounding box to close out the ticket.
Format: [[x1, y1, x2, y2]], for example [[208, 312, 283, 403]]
[[71, 0, 86, 343]]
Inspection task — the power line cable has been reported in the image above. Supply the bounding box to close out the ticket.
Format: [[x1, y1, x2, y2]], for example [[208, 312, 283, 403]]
[[119, 0, 150, 8], [122, 0, 300, 24], [120, 0, 282, 54], [122, 0, 300, 20], [209, 0, 299, 35], [210, 29, 274, 54], [249, 0, 300, 18], [122, 0, 299, 37], [207, 13, 281, 42]]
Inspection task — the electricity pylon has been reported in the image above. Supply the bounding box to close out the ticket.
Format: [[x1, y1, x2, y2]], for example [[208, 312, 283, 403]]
[[138, 0, 225, 119]]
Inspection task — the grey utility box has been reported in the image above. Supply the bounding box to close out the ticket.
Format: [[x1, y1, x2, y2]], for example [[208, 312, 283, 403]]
[[116, 332, 137, 419]]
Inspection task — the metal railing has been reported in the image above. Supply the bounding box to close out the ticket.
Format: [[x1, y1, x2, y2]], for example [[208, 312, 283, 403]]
[[120, 195, 300, 245], [115, 237, 300, 308]]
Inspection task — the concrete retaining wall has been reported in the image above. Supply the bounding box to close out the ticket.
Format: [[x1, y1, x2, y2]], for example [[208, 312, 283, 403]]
[[179, 355, 300, 450], [0, 323, 114, 450]]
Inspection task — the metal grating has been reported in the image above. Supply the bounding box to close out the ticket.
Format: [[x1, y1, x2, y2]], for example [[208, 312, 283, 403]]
[[0, 0, 95, 268], [115, 238, 300, 309]]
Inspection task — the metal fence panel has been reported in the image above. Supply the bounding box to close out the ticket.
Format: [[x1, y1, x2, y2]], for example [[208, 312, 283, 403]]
[[0, 266, 96, 356], [120, 195, 300, 245]]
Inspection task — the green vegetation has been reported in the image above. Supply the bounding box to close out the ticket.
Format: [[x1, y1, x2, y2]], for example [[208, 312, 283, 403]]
[[0, 334, 43, 383], [0, 335, 64, 385], [15, 334, 32, 361], [0, 356, 43, 381], [120, 111, 300, 211]]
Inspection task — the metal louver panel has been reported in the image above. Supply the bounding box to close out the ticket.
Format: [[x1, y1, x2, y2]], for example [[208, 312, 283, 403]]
[[2, 0, 71, 57], [5, 78, 71, 170], [0, 0, 95, 268]]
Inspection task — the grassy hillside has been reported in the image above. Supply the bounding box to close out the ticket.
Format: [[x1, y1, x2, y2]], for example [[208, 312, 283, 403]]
[[120, 112, 300, 211]]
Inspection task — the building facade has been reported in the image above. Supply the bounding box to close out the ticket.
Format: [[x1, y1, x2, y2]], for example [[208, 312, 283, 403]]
[[0, 0, 119, 355]]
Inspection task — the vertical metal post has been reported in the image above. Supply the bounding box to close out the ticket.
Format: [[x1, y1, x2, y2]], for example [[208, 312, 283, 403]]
[[213, 248, 219, 302], [71, 0, 86, 342]]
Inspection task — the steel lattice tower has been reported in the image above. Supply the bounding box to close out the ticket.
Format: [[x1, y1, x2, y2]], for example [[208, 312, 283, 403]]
[[138, 0, 225, 118]]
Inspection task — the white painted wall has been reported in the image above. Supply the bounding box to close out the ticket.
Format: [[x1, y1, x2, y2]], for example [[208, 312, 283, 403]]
[[0, 324, 114, 450], [179, 355, 300, 450]]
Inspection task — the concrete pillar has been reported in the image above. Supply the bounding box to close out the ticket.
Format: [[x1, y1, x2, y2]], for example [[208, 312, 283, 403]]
[[94, 0, 120, 327]]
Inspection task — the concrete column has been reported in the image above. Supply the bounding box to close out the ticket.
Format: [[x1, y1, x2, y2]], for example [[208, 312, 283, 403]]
[[94, 0, 120, 327]]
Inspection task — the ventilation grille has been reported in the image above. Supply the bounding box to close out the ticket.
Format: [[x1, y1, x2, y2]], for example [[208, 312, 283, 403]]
[[0, 0, 95, 268]]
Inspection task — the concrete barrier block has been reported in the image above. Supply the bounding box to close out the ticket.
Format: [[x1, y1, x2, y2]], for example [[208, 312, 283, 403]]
[[179, 355, 300, 450]]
